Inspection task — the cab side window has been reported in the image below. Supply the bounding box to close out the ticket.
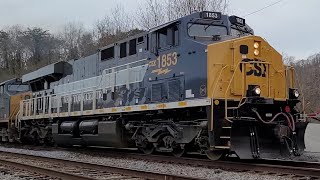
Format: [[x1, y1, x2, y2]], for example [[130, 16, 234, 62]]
[[151, 23, 179, 53], [0, 86, 3, 94]]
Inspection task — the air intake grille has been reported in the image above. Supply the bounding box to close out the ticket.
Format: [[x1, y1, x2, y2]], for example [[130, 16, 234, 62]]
[[168, 80, 180, 101], [152, 83, 163, 102]]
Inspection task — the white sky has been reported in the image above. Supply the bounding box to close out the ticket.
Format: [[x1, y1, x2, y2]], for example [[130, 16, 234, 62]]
[[0, 0, 318, 59]]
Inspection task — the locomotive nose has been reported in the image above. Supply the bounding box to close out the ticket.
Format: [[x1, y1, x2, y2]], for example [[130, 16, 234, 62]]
[[206, 36, 307, 159], [207, 36, 287, 101]]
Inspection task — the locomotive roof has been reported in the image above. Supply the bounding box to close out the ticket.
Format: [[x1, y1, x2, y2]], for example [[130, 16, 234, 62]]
[[0, 78, 19, 86]]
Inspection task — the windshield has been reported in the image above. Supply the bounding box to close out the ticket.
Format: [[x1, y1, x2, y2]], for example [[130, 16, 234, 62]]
[[8, 84, 29, 92], [231, 28, 252, 37], [188, 23, 228, 37]]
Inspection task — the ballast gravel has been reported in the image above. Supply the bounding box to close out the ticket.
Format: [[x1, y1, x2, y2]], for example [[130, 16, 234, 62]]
[[0, 172, 24, 180], [0, 146, 294, 180], [0, 123, 319, 180]]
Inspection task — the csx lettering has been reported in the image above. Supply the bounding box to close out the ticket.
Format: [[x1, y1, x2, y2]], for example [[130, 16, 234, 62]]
[[246, 63, 267, 77]]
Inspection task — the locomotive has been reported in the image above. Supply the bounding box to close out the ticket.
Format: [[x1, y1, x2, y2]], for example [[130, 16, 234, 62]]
[[0, 11, 308, 159]]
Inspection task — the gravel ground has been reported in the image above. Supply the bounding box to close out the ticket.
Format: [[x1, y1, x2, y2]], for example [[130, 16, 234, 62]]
[[0, 172, 24, 180], [0, 123, 318, 180], [0, 147, 293, 180], [303, 123, 320, 161], [305, 123, 320, 152]]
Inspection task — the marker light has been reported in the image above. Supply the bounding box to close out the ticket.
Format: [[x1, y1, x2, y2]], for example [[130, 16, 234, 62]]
[[254, 49, 260, 56], [254, 42, 260, 49], [294, 90, 300, 98]]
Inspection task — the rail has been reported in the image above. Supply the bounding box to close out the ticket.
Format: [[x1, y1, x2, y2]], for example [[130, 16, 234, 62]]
[[0, 151, 203, 180]]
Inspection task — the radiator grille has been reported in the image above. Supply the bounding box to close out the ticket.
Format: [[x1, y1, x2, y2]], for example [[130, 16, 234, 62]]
[[152, 83, 163, 102], [168, 80, 180, 101]]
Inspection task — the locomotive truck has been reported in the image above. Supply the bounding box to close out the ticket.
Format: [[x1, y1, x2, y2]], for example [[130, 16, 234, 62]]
[[0, 11, 307, 159]]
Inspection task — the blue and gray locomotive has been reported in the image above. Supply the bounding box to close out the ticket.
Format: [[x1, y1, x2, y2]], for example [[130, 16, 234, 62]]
[[1, 11, 307, 159]]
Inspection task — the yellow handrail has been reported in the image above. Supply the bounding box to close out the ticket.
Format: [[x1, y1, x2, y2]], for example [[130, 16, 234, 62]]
[[9, 105, 19, 129], [211, 65, 228, 96], [224, 61, 243, 122]]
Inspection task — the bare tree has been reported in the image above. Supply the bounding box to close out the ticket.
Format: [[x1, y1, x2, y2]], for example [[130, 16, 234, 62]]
[[22, 27, 50, 63], [79, 31, 96, 57], [111, 5, 134, 34], [94, 4, 142, 47], [294, 53, 320, 113], [0, 31, 10, 69], [209, 0, 229, 13], [5, 25, 25, 76], [166, 0, 207, 20], [282, 53, 295, 66], [136, 0, 166, 29], [60, 22, 85, 60], [137, 0, 229, 29]]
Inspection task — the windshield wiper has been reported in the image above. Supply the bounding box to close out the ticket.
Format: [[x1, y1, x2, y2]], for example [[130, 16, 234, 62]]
[[204, 20, 218, 31], [187, 19, 202, 30]]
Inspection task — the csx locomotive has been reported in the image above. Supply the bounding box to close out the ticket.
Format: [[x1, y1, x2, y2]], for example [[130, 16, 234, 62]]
[[0, 11, 308, 159]]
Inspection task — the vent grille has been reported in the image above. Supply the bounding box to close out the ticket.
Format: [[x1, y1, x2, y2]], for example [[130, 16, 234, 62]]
[[152, 83, 163, 102], [168, 80, 180, 101]]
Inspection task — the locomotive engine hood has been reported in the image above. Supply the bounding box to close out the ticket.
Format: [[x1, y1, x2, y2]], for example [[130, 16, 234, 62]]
[[207, 35, 289, 101]]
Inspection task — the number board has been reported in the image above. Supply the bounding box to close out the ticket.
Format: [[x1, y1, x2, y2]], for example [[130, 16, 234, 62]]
[[229, 16, 246, 26], [200, 11, 222, 20]]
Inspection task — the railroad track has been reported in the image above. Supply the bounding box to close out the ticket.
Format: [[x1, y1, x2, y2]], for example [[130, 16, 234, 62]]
[[1, 145, 320, 179], [0, 151, 203, 180], [64, 148, 320, 179]]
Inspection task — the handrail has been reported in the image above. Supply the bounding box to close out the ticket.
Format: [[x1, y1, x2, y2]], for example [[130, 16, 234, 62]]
[[211, 65, 228, 96], [224, 62, 243, 122], [9, 105, 19, 129], [102, 58, 148, 75], [53, 61, 148, 97], [15, 110, 20, 129]]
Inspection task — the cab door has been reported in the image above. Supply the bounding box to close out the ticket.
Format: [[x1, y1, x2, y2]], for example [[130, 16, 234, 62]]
[[148, 23, 184, 103]]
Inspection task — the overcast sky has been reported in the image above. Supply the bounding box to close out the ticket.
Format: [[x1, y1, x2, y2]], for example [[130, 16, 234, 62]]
[[0, 0, 318, 59]]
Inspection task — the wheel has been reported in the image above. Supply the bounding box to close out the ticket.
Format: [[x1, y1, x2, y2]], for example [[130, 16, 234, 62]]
[[172, 143, 185, 157], [162, 135, 185, 157], [139, 143, 155, 155], [136, 135, 155, 155], [205, 150, 225, 160]]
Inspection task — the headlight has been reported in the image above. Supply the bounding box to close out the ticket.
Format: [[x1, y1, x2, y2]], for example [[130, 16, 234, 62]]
[[289, 88, 300, 99], [254, 87, 261, 95], [254, 42, 260, 49], [247, 85, 261, 97], [294, 90, 300, 98]]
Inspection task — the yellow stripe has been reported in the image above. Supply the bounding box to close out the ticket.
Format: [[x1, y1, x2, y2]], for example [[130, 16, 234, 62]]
[[140, 105, 148, 110], [156, 104, 166, 109], [178, 101, 187, 107]]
